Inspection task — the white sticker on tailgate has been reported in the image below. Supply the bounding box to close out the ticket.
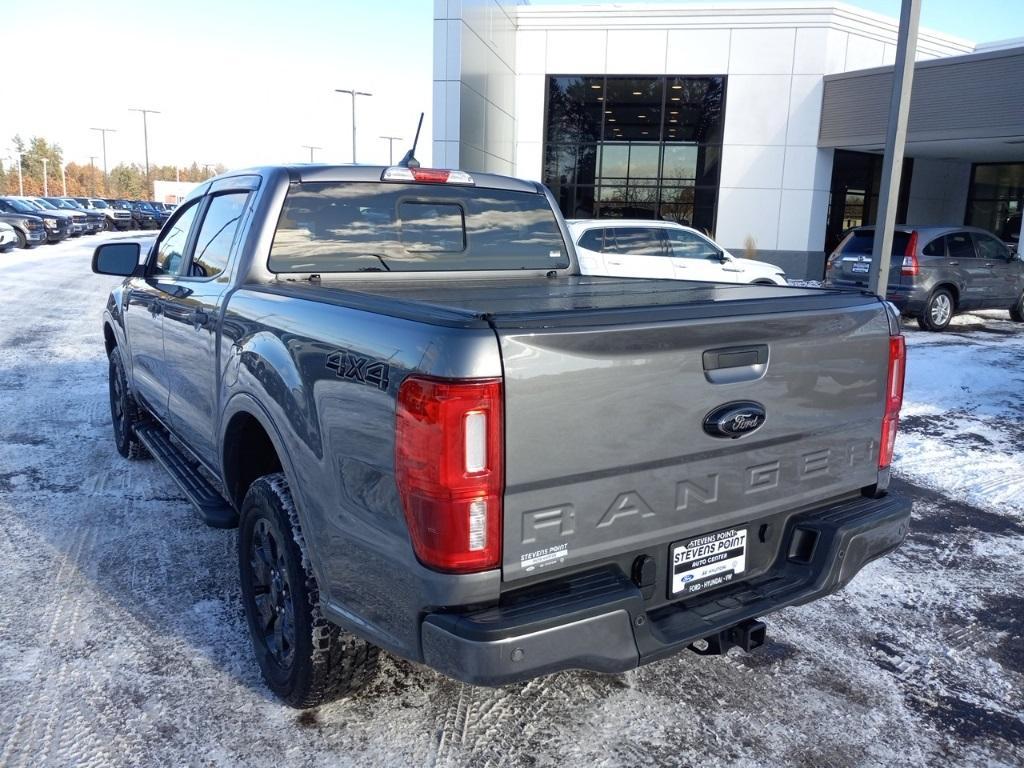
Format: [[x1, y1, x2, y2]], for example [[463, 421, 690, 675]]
[[671, 528, 747, 597], [521, 543, 569, 572]]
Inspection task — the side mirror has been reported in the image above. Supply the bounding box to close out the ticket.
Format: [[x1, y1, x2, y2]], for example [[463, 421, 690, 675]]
[[92, 242, 142, 276]]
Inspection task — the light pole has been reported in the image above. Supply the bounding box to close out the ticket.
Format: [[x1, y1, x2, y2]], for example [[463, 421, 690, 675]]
[[302, 145, 322, 163], [380, 135, 402, 165], [334, 88, 372, 163], [41, 158, 49, 196], [868, 0, 921, 295], [129, 107, 160, 196], [90, 127, 116, 194]]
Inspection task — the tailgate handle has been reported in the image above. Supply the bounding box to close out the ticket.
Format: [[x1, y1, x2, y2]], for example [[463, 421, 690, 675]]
[[702, 345, 768, 384]]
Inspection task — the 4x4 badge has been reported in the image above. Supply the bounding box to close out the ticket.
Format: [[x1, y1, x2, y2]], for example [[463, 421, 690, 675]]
[[703, 401, 766, 439]]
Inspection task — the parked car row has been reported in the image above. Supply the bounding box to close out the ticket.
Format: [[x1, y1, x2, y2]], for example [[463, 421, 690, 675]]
[[0, 195, 177, 249]]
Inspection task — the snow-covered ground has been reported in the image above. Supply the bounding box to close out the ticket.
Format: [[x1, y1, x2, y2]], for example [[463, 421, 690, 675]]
[[1, 235, 1022, 767]]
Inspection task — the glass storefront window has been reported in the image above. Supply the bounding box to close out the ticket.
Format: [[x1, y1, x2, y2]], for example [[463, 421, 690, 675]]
[[966, 163, 1024, 240], [543, 74, 726, 232]]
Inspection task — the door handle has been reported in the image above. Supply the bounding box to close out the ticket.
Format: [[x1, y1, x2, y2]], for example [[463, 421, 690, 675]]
[[702, 344, 769, 384], [190, 309, 209, 329], [985, 262, 995, 267], [948, 261, 959, 266]]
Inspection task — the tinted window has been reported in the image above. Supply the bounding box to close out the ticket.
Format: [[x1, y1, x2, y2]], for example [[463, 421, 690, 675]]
[[604, 227, 667, 256], [922, 237, 945, 257], [947, 232, 975, 260], [398, 201, 465, 252], [187, 192, 249, 278], [666, 229, 719, 259], [269, 183, 569, 273], [577, 228, 603, 251], [153, 202, 200, 275], [973, 232, 1010, 261], [839, 230, 912, 256]]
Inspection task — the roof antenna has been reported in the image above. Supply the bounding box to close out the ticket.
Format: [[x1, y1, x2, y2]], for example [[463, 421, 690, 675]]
[[398, 112, 424, 169]]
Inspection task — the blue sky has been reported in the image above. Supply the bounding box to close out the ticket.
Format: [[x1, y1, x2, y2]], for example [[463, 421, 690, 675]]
[[2, 0, 1020, 172]]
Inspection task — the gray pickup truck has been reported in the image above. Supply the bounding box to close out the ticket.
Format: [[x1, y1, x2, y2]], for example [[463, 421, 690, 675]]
[[92, 163, 910, 708]]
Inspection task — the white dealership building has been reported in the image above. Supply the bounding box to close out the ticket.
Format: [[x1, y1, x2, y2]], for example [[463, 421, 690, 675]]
[[432, 1, 1024, 277]]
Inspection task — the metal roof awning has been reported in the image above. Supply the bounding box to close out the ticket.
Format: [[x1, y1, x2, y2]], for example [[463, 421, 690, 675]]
[[819, 46, 1024, 161]]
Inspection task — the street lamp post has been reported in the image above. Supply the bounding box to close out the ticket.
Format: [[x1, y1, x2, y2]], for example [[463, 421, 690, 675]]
[[379, 135, 402, 165], [129, 107, 160, 196], [41, 158, 49, 196], [334, 88, 372, 163], [90, 127, 116, 195], [302, 145, 322, 163]]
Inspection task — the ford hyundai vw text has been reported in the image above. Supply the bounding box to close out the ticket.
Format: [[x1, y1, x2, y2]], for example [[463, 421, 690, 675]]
[[91, 163, 910, 708]]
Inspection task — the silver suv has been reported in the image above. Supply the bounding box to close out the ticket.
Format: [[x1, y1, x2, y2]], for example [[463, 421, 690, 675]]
[[825, 225, 1024, 331]]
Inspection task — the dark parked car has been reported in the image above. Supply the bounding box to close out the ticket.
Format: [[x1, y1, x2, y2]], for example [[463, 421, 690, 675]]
[[127, 200, 162, 230], [0, 209, 48, 248], [46, 197, 106, 234], [0, 197, 70, 243], [825, 225, 1024, 330]]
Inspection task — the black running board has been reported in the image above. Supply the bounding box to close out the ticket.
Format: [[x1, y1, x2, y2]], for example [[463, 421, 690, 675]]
[[134, 423, 238, 528]]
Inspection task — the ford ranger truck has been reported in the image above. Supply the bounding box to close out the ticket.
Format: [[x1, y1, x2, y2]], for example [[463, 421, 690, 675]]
[[91, 164, 910, 708]]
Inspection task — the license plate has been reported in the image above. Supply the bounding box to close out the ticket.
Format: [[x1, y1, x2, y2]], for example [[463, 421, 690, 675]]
[[851, 262, 870, 274], [671, 527, 747, 597]]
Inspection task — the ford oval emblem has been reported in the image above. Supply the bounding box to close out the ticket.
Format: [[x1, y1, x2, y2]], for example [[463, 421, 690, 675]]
[[703, 401, 766, 439]]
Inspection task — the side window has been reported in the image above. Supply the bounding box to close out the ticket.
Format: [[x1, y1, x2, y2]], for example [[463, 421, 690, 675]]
[[607, 227, 667, 256], [152, 202, 200, 275], [665, 229, 720, 259], [187, 192, 250, 278], [577, 228, 603, 252], [922, 236, 945, 257], [946, 232, 976, 260], [973, 232, 1010, 262]]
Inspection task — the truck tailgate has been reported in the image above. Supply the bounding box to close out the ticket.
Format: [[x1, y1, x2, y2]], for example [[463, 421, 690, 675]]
[[498, 300, 891, 582]]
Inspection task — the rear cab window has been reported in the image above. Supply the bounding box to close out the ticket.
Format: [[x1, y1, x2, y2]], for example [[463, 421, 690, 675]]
[[268, 182, 569, 273]]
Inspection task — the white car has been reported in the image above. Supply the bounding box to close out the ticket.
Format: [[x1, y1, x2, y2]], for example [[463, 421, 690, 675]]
[[0, 222, 17, 252], [568, 219, 788, 286]]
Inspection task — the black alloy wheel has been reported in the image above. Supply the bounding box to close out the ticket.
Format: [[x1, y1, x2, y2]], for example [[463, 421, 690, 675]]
[[248, 516, 297, 671]]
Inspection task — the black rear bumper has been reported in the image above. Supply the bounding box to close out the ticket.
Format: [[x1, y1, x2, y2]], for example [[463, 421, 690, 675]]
[[421, 492, 911, 685]]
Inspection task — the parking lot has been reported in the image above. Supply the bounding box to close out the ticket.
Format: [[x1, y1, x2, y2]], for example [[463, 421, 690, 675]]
[[0, 234, 1021, 767]]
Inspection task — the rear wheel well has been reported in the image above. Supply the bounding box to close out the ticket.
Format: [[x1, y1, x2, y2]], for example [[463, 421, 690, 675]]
[[222, 412, 283, 509], [103, 323, 117, 356]]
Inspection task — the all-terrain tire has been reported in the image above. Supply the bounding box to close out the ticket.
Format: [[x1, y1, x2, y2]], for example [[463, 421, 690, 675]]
[[239, 473, 379, 708], [108, 346, 149, 459], [1010, 291, 1024, 322], [917, 288, 954, 331]]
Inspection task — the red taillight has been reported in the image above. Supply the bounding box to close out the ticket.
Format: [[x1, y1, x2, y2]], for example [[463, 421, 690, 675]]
[[878, 335, 906, 469], [395, 376, 503, 573], [901, 231, 919, 276], [410, 168, 450, 183]]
